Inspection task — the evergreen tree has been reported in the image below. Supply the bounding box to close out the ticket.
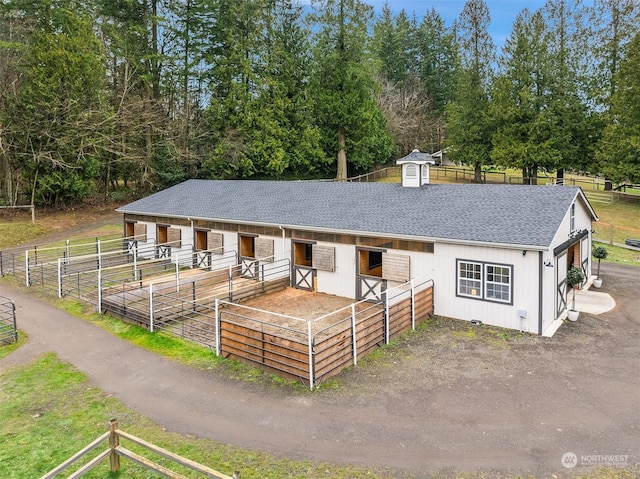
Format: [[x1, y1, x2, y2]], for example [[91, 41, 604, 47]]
[[310, 0, 393, 179], [543, 0, 596, 181], [247, 0, 327, 178], [417, 8, 458, 115], [446, 0, 495, 182], [491, 9, 557, 184], [599, 33, 640, 183], [3, 0, 108, 205]]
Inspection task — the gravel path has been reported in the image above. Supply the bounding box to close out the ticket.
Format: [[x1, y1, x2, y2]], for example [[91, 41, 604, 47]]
[[0, 262, 638, 478]]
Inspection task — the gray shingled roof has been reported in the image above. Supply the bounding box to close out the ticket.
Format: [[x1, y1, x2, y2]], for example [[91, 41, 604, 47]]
[[117, 179, 590, 248]]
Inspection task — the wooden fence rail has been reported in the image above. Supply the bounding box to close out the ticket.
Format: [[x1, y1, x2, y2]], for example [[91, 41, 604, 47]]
[[39, 419, 240, 479], [0, 204, 35, 222]]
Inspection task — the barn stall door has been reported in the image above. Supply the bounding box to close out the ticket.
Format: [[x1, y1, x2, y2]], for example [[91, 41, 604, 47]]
[[356, 249, 411, 301], [291, 242, 334, 291], [356, 248, 386, 301], [555, 251, 568, 319]]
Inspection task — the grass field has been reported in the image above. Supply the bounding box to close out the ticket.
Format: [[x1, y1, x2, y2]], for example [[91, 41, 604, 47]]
[[0, 354, 400, 479]]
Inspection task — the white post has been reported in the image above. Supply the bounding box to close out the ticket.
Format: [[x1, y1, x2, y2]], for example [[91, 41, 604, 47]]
[[411, 279, 416, 330], [98, 267, 102, 312], [384, 289, 390, 345], [149, 283, 154, 332], [25, 250, 30, 286], [97, 240, 102, 270], [133, 246, 138, 281], [215, 299, 220, 356], [351, 304, 358, 366], [57, 258, 63, 298], [308, 321, 314, 390], [66, 240, 70, 263], [175, 261, 180, 292]]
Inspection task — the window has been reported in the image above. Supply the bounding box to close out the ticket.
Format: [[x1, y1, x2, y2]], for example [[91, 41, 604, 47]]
[[457, 259, 512, 304], [239, 234, 255, 258], [293, 241, 313, 266], [195, 230, 207, 250], [406, 164, 417, 178], [485, 265, 511, 302], [458, 261, 482, 297], [570, 203, 576, 232], [369, 250, 383, 270], [359, 249, 384, 277]]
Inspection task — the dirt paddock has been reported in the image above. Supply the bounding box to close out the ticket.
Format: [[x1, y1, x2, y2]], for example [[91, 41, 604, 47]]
[[222, 287, 384, 337]]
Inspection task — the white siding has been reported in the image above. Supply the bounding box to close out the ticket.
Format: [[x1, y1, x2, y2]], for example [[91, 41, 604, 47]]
[[432, 243, 541, 333]]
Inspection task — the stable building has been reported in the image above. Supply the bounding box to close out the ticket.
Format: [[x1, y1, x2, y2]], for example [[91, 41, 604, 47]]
[[117, 157, 597, 336]]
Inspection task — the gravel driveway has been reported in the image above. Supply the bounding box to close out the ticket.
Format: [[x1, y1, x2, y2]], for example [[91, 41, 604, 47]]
[[1, 262, 638, 478]]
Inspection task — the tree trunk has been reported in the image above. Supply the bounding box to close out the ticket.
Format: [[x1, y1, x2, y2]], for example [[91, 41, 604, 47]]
[[556, 168, 564, 185], [0, 127, 13, 205], [474, 162, 482, 183], [336, 128, 347, 180], [531, 165, 538, 185]]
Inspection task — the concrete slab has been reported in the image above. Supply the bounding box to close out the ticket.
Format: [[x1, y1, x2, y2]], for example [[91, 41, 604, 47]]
[[574, 288, 616, 315], [542, 281, 616, 337]]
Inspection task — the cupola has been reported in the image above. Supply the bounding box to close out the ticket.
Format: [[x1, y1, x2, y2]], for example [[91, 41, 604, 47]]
[[396, 149, 435, 187]]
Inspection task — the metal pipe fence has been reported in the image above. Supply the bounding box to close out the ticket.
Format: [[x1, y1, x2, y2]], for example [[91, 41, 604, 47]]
[[151, 258, 291, 338], [0, 295, 17, 345]]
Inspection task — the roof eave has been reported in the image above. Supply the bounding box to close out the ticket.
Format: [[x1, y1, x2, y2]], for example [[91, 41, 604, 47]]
[[118, 210, 549, 251]]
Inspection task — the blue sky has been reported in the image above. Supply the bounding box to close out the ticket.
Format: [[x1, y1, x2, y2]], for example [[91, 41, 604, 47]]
[[366, 1, 550, 48]]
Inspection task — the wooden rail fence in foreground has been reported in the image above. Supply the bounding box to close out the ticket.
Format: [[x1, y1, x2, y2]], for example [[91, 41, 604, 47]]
[[39, 419, 240, 479]]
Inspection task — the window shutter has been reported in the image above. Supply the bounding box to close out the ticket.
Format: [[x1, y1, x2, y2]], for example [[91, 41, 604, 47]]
[[167, 227, 182, 248], [312, 245, 335, 272], [133, 223, 147, 242], [255, 237, 274, 261], [207, 232, 224, 252], [382, 253, 410, 282]]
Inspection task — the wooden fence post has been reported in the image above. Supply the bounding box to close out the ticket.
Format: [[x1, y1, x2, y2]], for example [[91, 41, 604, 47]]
[[109, 419, 120, 473], [609, 224, 614, 245]]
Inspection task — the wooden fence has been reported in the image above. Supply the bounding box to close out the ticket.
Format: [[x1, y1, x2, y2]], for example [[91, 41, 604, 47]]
[[39, 419, 239, 479], [345, 166, 640, 204], [0, 204, 35, 222], [216, 276, 434, 389]]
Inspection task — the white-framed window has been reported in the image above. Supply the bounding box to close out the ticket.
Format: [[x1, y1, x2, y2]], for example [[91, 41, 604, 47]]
[[406, 164, 417, 178], [570, 203, 576, 232], [457, 259, 513, 304], [458, 261, 482, 297], [485, 264, 511, 303]]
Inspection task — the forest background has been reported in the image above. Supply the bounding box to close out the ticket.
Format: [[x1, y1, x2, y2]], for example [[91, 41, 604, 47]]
[[0, 0, 638, 208]]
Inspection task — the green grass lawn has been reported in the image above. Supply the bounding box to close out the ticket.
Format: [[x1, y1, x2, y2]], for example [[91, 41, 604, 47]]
[[0, 354, 400, 479], [0, 223, 49, 250]]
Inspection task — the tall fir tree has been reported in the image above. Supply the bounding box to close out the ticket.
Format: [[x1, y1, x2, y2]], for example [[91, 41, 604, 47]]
[[599, 32, 640, 183], [543, 0, 596, 181], [446, 0, 495, 182], [310, 0, 393, 179], [491, 9, 558, 184]]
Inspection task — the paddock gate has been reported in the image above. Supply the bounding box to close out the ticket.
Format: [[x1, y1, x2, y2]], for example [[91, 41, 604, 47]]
[[0, 295, 17, 345]]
